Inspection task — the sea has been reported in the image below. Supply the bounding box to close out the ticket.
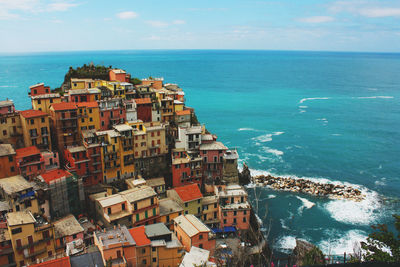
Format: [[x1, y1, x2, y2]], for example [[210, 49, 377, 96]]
[[1, 50, 399, 258]]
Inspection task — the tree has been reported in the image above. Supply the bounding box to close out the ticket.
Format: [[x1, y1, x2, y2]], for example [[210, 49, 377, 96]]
[[361, 214, 400, 262], [130, 77, 142, 85], [302, 246, 325, 266]]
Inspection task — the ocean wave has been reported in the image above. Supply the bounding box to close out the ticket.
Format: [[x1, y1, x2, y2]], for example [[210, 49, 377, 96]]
[[280, 218, 289, 230], [316, 118, 327, 121], [267, 194, 276, 199], [276, 235, 298, 252], [318, 229, 367, 255], [299, 106, 308, 109], [299, 97, 330, 104], [324, 188, 381, 225], [238, 127, 257, 131], [0, 85, 16, 88], [331, 133, 342, 136], [252, 131, 284, 143], [374, 177, 386, 186], [297, 196, 315, 216], [355, 96, 394, 99], [262, 147, 284, 156]]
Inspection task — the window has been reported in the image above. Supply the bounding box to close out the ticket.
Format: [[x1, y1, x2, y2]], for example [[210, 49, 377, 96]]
[[152, 247, 156, 252], [72, 234, 77, 239], [122, 203, 125, 210], [185, 203, 188, 208], [142, 248, 146, 254], [214, 203, 217, 208], [243, 217, 247, 223], [153, 258, 156, 263], [223, 219, 227, 224], [153, 208, 156, 216], [89, 109, 92, 113], [41, 117, 45, 123], [199, 244, 203, 249], [136, 214, 139, 222], [12, 228, 22, 235], [233, 218, 237, 224], [142, 260, 146, 265], [107, 207, 111, 214], [145, 210, 148, 218], [50, 99, 53, 103], [16, 239, 22, 247], [2, 130, 6, 136], [243, 210, 247, 215], [199, 234, 203, 240], [233, 211, 237, 216], [223, 212, 227, 217], [30, 119, 34, 124], [185, 211, 188, 215], [8, 155, 13, 162]]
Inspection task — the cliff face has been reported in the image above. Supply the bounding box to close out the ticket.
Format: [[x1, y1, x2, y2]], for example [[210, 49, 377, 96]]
[[289, 239, 325, 266], [239, 163, 252, 185]]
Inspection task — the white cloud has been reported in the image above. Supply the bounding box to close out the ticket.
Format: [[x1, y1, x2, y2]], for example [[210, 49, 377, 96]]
[[172, 19, 186, 25], [116, 11, 138, 19], [359, 8, 400, 18], [146, 20, 169, 28], [299, 16, 335, 23], [47, 2, 79, 12]]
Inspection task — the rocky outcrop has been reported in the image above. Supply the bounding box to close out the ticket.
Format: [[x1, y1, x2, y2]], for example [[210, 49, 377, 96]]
[[289, 239, 325, 266], [239, 163, 252, 186], [254, 174, 364, 201]]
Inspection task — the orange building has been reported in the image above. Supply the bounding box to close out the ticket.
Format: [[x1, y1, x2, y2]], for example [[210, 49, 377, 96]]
[[76, 102, 100, 134], [20, 109, 52, 150], [16, 146, 45, 180], [0, 100, 24, 148], [109, 69, 130, 83], [141, 78, 163, 90], [129, 226, 151, 267], [173, 214, 215, 254], [31, 94, 62, 114], [0, 144, 17, 178], [158, 198, 183, 231], [94, 225, 136, 267], [29, 83, 51, 96]]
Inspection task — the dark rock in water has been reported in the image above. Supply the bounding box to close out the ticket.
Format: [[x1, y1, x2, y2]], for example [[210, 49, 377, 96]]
[[239, 162, 252, 185], [289, 239, 324, 266]]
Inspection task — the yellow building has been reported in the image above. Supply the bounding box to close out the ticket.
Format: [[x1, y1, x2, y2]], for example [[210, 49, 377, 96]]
[[7, 211, 56, 267], [0, 100, 23, 148], [70, 78, 95, 90], [158, 198, 183, 231], [96, 130, 122, 183], [0, 175, 40, 214], [77, 102, 101, 134], [201, 195, 219, 227], [113, 124, 135, 179], [160, 97, 174, 122], [20, 109, 51, 150], [31, 93, 62, 114], [173, 100, 184, 112]]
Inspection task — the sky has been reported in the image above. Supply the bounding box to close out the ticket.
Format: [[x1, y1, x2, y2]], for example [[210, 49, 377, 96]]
[[1, 0, 400, 53]]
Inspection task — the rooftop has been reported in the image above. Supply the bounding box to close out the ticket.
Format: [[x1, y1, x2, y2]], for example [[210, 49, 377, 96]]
[[129, 226, 151, 247], [134, 98, 152, 105], [200, 141, 228, 151], [16, 145, 41, 158], [180, 246, 214, 267], [0, 144, 15, 157], [97, 194, 126, 208], [54, 214, 85, 239], [31, 93, 60, 99], [202, 195, 218, 205], [6, 210, 36, 226], [120, 186, 157, 203], [113, 124, 133, 132], [174, 214, 210, 237], [51, 102, 77, 111], [71, 78, 94, 82], [0, 175, 33, 195], [176, 109, 191, 116], [159, 198, 183, 216], [40, 169, 73, 184], [221, 202, 251, 210], [174, 184, 203, 202], [67, 146, 86, 153], [96, 225, 136, 248], [145, 223, 171, 239], [0, 200, 10, 212], [0, 100, 13, 108], [224, 149, 239, 160], [76, 101, 98, 108], [30, 256, 71, 267], [29, 83, 44, 89], [111, 69, 126, 74], [126, 178, 147, 188], [145, 177, 165, 188]]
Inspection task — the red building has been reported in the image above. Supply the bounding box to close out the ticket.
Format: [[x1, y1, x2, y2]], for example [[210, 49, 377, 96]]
[[199, 139, 227, 185], [98, 98, 126, 130], [109, 69, 131, 83], [29, 83, 51, 96], [135, 98, 152, 122], [171, 149, 202, 187], [15, 146, 45, 180]]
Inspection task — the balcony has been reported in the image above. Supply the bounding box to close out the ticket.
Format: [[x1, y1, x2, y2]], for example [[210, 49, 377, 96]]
[[23, 247, 47, 259], [60, 116, 77, 121], [90, 153, 100, 157], [93, 169, 101, 174], [17, 235, 53, 251], [92, 161, 101, 165]]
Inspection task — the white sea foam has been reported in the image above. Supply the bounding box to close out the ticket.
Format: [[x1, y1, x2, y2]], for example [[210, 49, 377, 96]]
[[276, 235, 298, 252], [299, 110, 306, 113], [299, 97, 330, 104], [324, 188, 381, 225], [296, 196, 316, 209], [262, 147, 284, 156], [299, 106, 308, 109], [355, 96, 394, 99], [238, 127, 257, 131], [317, 118, 327, 121], [252, 131, 284, 143], [331, 133, 342, 136], [318, 229, 367, 256], [367, 88, 378, 91], [280, 218, 289, 230], [267, 194, 276, 199], [374, 177, 386, 186]]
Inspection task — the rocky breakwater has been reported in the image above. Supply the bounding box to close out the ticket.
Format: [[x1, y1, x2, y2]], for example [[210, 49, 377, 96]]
[[254, 175, 365, 201]]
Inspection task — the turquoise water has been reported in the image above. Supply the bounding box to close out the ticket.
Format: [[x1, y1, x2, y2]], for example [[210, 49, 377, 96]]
[[1, 50, 399, 256]]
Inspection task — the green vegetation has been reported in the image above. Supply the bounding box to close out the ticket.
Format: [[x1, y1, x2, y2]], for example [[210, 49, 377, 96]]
[[302, 246, 325, 266], [130, 77, 142, 85], [361, 214, 400, 262], [63, 64, 111, 84]]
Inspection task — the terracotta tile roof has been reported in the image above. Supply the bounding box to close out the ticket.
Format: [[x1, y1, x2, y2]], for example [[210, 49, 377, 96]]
[[175, 109, 191, 116], [174, 184, 203, 202], [30, 256, 71, 267], [40, 169, 72, 184], [134, 98, 152, 105], [16, 146, 41, 159], [51, 102, 77, 111], [20, 109, 48, 118], [76, 101, 98, 108], [129, 226, 151, 247]]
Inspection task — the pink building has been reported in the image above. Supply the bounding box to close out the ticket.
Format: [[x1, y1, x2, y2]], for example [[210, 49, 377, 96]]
[[41, 150, 60, 172], [199, 137, 227, 185], [98, 98, 126, 130], [0, 100, 15, 115], [53, 215, 84, 252]]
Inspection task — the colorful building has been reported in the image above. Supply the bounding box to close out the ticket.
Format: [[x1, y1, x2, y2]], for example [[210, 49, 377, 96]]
[[135, 98, 152, 123], [16, 146, 45, 180], [81, 130, 103, 186], [6, 210, 56, 267], [199, 139, 227, 185], [96, 130, 122, 183], [128, 226, 151, 266], [109, 69, 130, 83], [94, 225, 136, 267], [0, 227, 14, 266], [217, 184, 250, 230], [29, 83, 51, 96], [171, 148, 202, 187], [141, 78, 163, 90], [0, 144, 17, 178], [158, 198, 183, 231], [173, 214, 215, 254], [76, 102, 100, 134], [68, 88, 100, 103], [31, 93, 62, 114], [167, 184, 203, 217], [98, 98, 126, 130], [0, 100, 24, 148], [20, 109, 52, 150], [70, 78, 95, 90], [53, 214, 84, 253], [201, 195, 220, 228], [95, 194, 131, 227], [113, 124, 135, 180], [174, 109, 191, 128]]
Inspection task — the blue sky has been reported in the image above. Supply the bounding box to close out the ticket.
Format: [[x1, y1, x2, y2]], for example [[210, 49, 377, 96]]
[[1, 0, 400, 53]]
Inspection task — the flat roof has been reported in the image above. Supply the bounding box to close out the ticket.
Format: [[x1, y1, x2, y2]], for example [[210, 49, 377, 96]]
[[6, 210, 36, 226], [31, 93, 60, 99], [174, 214, 210, 237], [113, 124, 133, 132], [145, 177, 165, 187], [145, 223, 171, 239], [0, 144, 15, 157], [97, 194, 126, 208], [202, 195, 218, 205], [96, 225, 136, 248], [68, 146, 86, 153], [29, 83, 44, 89], [0, 175, 33, 195], [200, 141, 228, 151], [54, 214, 84, 239]]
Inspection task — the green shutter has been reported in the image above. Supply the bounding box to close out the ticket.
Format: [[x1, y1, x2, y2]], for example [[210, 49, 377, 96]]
[[136, 214, 139, 222], [153, 208, 156, 216]]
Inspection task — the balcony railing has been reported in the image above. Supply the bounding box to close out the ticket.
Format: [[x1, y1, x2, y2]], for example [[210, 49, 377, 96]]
[[17, 235, 53, 251]]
